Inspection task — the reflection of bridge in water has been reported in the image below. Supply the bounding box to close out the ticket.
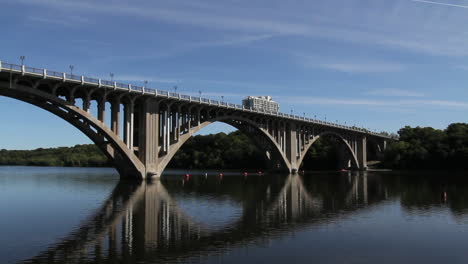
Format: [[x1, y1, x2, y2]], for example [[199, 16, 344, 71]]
[[20, 173, 383, 264]]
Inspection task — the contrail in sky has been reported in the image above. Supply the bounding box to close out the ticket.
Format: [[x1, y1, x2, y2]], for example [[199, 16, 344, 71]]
[[410, 0, 468, 8]]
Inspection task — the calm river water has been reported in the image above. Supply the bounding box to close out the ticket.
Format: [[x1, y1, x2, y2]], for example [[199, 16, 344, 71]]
[[1, 166, 468, 263]]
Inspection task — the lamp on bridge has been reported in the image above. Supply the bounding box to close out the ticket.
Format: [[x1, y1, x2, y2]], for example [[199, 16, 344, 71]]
[[174, 85, 178, 93], [19, 56, 25, 66], [144, 80, 148, 88], [110, 73, 114, 82], [69, 65, 74, 76], [198, 90, 202, 97]]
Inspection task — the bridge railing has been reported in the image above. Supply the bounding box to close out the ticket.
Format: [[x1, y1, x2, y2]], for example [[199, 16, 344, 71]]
[[132, 85, 143, 92], [84, 77, 99, 84], [0, 60, 395, 139], [146, 88, 156, 93], [25, 66, 43, 74], [100, 80, 113, 86], [66, 74, 81, 81]]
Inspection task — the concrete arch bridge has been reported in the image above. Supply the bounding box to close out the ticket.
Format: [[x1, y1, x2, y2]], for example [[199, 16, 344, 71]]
[[0, 61, 392, 179]]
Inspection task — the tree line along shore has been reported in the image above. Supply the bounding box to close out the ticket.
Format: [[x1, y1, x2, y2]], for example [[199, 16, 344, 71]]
[[1, 123, 467, 170]]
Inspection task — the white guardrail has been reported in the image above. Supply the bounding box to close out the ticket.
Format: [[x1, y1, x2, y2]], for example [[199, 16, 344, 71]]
[[0, 61, 395, 139]]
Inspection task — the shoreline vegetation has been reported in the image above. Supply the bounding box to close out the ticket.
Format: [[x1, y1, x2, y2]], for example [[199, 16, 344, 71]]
[[1, 123, 467, 170]]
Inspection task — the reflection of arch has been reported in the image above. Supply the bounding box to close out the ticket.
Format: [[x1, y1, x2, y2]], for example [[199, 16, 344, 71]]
[[298, 131, 359, 169], [0, 83, 145, 178], [265, 174, 322, 219], [157, 115, 292, 175], [19, 172, 387, 264], [19, 180, 205, 264]]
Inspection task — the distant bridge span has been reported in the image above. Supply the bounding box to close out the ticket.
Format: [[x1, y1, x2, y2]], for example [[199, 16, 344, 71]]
[[0, 61, 392, 179]]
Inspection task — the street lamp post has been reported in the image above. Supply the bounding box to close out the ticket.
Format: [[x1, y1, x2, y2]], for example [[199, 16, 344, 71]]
[[144, 80, 148, 88], [174, 85, 178, 94], [69, 65, 74, 76], [110, 73, 114, 82], [20, 56, 25, 65]]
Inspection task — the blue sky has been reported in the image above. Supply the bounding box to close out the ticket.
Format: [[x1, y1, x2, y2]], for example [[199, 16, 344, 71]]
[[1, 0, 468, 149]]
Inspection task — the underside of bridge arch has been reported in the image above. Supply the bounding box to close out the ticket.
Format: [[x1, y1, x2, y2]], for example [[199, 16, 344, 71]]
[[0, 82, 146, 179], [298, 132, 360, 171], [366, 138, 384, 161], [156, 116, 293, 175]]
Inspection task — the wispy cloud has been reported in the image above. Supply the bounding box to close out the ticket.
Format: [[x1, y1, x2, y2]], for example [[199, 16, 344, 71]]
[[317, 62, 405, 73], [117, 75, 180, 84], [16, 0, 468, 57], [366, 89, 424, 97], [96, 33, 276, 62], [282, 96, 468, 109], [295, 52, 407, 73], [410, 0, 468, 9], [28, 15, 92, 27]]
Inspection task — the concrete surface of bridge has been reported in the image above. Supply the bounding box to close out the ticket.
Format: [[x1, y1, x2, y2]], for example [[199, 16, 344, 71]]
[[0, 61, 393, 179]]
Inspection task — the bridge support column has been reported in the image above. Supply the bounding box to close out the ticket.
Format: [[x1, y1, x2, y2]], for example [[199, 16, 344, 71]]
[[111, 98, 121, 136], [97, 99, 106, 123], [82, 97, 91, 113], [172, 109, 177, 142], [124, 102, 134, 149], [286, 123, 298, 174], [356, 136, 367, 170], [138, 99, 159, 178]]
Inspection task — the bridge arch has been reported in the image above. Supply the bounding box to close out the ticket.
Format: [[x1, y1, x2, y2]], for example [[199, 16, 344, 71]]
[[156, 115, 293, 175], [298, 131, 360, 170], [0, 82, 145, 178]]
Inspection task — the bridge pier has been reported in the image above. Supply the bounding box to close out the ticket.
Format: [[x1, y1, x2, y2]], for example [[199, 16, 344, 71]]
[[286, 123, 299, 174], [356, 136, 368, 170], [138, 99, 160, 178]]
